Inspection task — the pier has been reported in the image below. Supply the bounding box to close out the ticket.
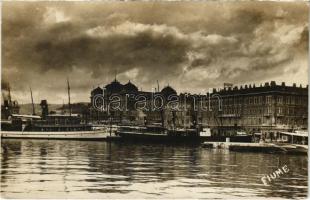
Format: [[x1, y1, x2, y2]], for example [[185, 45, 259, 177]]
[[203, 142, 307, 155]]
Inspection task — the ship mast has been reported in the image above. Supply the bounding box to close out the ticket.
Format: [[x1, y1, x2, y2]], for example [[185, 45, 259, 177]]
[[30, 87, 35, 115], [67, 78, 71, 116], [8, 84, 12, 106], [172, 110, 176, 130], [62, 99, 65, 114]]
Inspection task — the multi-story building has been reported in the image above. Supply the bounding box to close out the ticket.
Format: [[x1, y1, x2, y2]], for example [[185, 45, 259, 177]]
[[199, 81, 308, 134], [89, 79, 308, 134], [89, 78, 188, 125]]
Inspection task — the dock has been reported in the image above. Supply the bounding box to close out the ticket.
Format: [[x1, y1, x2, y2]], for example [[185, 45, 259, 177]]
[[202, 142, 307, 154]]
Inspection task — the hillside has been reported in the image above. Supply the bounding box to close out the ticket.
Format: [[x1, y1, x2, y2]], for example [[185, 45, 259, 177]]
[[18, 104, 62, 115]]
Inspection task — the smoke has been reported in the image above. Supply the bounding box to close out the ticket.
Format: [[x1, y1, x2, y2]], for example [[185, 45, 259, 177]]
[[1, 79, 9, 91], [1, 79, 10, 102]]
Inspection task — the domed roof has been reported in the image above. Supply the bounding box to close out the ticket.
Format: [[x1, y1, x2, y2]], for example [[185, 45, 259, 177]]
[[91, 87, 103, 96], [123, 81, 138, 92], [105, 79, 123, 93], [161, 85, 177, 96]]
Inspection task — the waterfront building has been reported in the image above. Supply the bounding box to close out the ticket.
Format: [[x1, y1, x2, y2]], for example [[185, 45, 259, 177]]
[[89, 80, 308, 134], [90, 79, 141, 123], [198, 81, 308, 134], [89, 79, 182, 125]]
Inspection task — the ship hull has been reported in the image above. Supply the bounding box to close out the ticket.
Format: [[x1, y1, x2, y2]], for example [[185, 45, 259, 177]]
[[203, 135, 253, 143], [1, 130, 112, 140], [118, 132, 252, 144], [118, 131, 203, 144]]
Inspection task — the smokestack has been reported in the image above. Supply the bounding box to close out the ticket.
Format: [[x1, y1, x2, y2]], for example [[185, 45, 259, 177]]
[[40, 100, 49, 120]]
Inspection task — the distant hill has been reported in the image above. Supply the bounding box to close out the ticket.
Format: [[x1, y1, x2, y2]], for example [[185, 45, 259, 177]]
[[19, 104, 62, 115], [18, 103, 90, 115]]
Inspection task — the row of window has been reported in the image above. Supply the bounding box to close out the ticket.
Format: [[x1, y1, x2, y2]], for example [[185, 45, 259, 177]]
[[211, 117, 307, 126], [217, 95, 307, 106], [201, 106, 307, 116]]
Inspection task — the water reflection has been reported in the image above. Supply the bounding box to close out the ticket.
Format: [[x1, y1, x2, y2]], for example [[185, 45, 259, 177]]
[[1, 139, 307, 199]]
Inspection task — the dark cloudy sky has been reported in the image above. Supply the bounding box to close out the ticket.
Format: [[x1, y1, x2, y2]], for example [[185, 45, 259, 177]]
[[2, 1, 309, 104]]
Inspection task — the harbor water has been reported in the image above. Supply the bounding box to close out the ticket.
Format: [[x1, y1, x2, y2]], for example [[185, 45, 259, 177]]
[[1, 139, 308, 199]]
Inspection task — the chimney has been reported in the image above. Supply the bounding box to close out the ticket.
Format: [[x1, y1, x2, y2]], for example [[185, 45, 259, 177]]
[[4, 100, 9, 107], [245, 85, 248, 89], [265, 82, 269, 87], [40, 100, 49, 120], [293, 83, 296, 87], [271, 81, 276, 87], [281, 82, 285, 87]]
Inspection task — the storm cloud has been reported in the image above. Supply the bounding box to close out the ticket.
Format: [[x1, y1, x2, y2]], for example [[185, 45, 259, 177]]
[[2, 1, 308, 103]]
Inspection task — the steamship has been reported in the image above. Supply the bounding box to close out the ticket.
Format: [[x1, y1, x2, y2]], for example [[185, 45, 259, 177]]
[[1, 81, 115, 140], [116, 111, 252, 144], [117, 124, 202, 143], [117, 125, 252, 144], [1, 114, 114, 140]]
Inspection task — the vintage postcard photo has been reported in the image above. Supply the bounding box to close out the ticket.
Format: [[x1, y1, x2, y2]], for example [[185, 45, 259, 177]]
[[1, 1, 308, 199]]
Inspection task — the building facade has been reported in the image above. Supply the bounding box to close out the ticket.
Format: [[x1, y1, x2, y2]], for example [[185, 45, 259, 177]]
[[198, 81, 308, 134], [89, 80, 308, 134], [89, 79, 182, 125]]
